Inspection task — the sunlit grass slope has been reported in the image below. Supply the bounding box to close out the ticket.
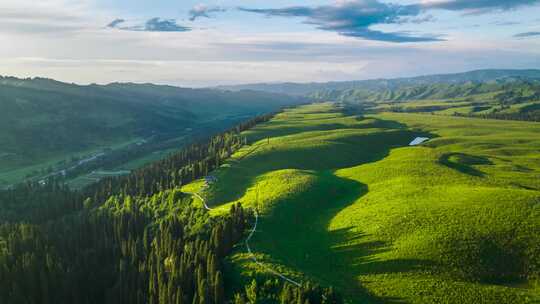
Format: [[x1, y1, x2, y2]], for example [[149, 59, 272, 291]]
[[331, 120, 540, 302], [184, 103, 540, 303]]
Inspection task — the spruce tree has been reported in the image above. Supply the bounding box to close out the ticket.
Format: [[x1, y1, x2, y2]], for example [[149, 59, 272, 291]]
[[213, 271, 224, 304]]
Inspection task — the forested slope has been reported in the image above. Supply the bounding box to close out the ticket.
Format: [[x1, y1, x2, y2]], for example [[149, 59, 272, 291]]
[[0, 76, 305, 162], [0, 76, 305, 185], [0, 113, 341, 304]]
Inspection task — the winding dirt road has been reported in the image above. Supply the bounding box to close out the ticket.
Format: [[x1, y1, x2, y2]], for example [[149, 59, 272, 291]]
[[187, 191, 301, 287]]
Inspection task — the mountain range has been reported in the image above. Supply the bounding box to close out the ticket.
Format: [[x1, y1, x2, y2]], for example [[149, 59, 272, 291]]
[[0, 76, 305, 173], [217, 69, 540, 96]]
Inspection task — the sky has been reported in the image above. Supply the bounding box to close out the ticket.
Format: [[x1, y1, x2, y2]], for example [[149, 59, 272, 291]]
[[1, 0, 539, 87]]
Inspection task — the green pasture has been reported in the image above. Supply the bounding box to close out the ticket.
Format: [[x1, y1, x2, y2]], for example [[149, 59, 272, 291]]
[[0, 136, 142, 187], [183, 103, 539, 303]]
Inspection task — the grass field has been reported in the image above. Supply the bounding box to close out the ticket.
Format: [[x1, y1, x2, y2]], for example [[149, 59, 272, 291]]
[[66, 169, 132, 189], [0, 137, 142, 188], [183, 102, 540, 303]]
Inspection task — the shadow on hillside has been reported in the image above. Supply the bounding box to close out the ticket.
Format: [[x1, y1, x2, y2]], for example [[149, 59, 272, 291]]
[[439, 152, 492, 177], [246, 116, 411, 144], [211, 123, 428, 206], [251, 172, 427, 304], [314, 178, 433, 304], [327, 226, 436, 302], [329, 227, 434, 275], [354, 117, 409, 130]]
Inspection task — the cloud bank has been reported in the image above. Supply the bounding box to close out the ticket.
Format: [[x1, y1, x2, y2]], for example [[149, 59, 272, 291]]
[[421, 0, 540, 14], [189, 4, 226, 21], [514, 31, 540, 38], [239, 0, 540, 42], [107, 17, 190, 32], [239, 1, 442, 43], [107, 18, 125, 28]]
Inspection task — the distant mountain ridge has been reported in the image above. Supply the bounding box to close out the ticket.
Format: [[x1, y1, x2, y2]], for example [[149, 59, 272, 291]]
[[0, 75, 306, 172], [313, 78, 540, 104], [216, 69, 540, 96]]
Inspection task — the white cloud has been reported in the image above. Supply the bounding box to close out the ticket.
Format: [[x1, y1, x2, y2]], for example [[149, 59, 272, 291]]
[[0, 0, 539, 86], [0, 0, 106, 34], [0, 57, 370, 87]]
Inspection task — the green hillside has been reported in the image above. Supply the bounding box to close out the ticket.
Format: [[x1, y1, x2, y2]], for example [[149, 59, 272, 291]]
[[313, 79, 540, 124], [183, 103, 540, 303], [313, 79, 540, 104]]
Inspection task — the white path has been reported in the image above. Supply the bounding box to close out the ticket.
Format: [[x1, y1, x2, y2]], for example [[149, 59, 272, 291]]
[[189, 192, 212, 211], [244, 208, 302, 287], [187, 191, 302, 287]]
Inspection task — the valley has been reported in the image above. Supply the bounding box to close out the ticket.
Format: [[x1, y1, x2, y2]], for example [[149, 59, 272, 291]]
[[0, 77, 305, 188]]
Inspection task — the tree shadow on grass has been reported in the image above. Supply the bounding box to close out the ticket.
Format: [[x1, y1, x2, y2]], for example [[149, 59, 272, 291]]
[[326, 226, 436, 304], [315, 178, 435, 304], [329, 227, 434, 275]]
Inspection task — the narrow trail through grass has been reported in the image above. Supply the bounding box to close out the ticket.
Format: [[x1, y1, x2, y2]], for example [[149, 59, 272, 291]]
[[187, 190, 302, 286]]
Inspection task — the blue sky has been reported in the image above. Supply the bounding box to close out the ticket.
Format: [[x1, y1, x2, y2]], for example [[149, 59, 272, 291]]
[[0, 0, 539, 86]]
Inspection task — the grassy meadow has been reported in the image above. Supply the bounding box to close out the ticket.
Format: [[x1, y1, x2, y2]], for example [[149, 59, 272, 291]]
[[182, 103, 540, 303], [382, 98, 540, 118], [0, 137, 140, 188]]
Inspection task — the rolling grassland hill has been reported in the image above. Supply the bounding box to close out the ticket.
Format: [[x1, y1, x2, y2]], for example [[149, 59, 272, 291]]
[[318, 79, 540, 123], [182, 103, 540, 303]]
